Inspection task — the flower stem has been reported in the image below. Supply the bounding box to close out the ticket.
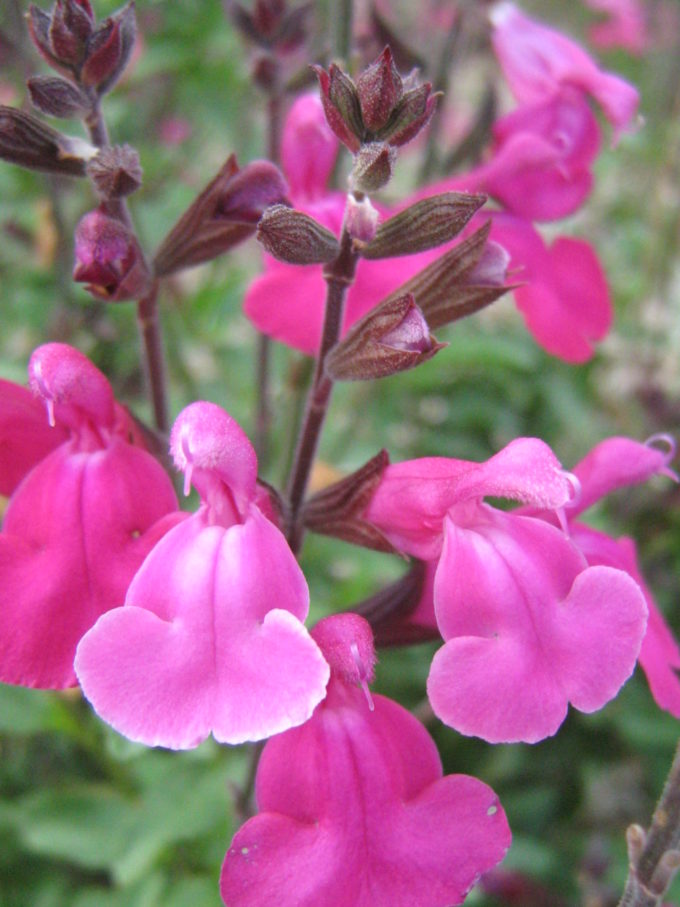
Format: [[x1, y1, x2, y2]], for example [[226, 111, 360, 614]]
[[617, 739, 680, 906], [285, 224, 358, 553], [84, 99, 169, 433]]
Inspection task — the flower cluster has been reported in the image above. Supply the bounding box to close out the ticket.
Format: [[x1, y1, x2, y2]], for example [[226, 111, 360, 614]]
[[0, 1, 677, 905]]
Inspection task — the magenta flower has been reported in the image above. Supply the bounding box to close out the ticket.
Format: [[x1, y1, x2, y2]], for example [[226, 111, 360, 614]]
[[489, 211, 612, 363], [430, 86, 600, 223], [526, 436, 680, 717], [583, 0, 650, 55], [364, 438, 648, 743], [490, 1, 639, 141], [73, 205, 151, 301], [0, 343, 179, 688], [75, 401, 330, 749], [221, 612, 511, 907], [0, 378, 68, 496]]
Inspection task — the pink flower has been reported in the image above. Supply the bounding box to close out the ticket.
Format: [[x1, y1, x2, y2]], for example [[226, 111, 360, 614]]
[[489, 212, 612, 363], [0, 344, 179, 688], [439, 88, 601, 221], [526, 436, 680, 717], [490, 1, 639, 141], [220, 612, 511, 907], [364, 438, 648, 743], [75, 401, 330, 749], [583, 0, 650, 55], [73, 205, 151, 301], [0, 378, 68, 496]]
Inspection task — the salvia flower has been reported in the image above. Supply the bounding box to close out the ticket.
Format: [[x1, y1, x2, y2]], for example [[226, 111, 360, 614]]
[[490, 1, 639, 142], [75, 401, 330, 749], [364, 438, 649, 743], [221, 612, 511, 906], [523, 435, 680, 717], [0, 343, 179, 688]]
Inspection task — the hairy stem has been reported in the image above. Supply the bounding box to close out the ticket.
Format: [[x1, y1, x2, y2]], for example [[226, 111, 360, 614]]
[[617, 739, 680, 906], [285, 225, 358, 552]]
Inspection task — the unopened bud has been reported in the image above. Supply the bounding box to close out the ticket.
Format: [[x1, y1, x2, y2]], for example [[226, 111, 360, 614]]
[[28, 1, 93, 74], [303, 450, 396, 552], [0, 105, 92, 175], [80, 2, 137, 94], [378, 222, 511, 330], [326, 293, 443, 381], [86, 143, 142, 197], [27, 75, 90, 118], [257, 204, 339, 264], [356, 46, 402, 132], [351, 141, 396, 193], [346, 194, 379, 244], [313, 63, 364, 152], [73, 206, 150, 301], [379, 83, 440, 147], [360, 192, 486, 259], [153, 155, 288, 276]]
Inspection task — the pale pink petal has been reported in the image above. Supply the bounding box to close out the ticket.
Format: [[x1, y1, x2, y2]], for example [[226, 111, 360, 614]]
[[585, 0, 650, 54], [0, 378, 68, 496], [75, 508, 328, 747], [428, 511, 646, 742]]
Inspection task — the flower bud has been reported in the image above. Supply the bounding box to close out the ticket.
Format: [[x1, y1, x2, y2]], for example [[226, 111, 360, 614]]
[[313, 63, 364, 152], [153, 155, 288, 276], [73, 206, 151, 301], [356, 46, 402, 133], [28, 1, 93, 74], [314, 48, 439, 152], [27, 75, 90, 118], [226, 0, 312, 53], [377, 222, 511, 330], [325, 293, 444, 381], [0, 105, 92, 176], [257, 204, 339, 264], [379, 82, 440, 147], [359, 192, 486, 259], [350, 141, 396, 193], [80, 2, 137, 95], [303, 450, 396, 552], [86, 144, 142, 198]]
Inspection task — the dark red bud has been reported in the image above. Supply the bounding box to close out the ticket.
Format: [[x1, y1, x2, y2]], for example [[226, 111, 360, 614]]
[[253, 0, 286, 37], [0, 105, 91, 176], [313, 64, 363, 152], [257, 204, 339, 264], [350, 141, 396, 193], [356, 46, 402, 132], [379, 84, 440, 147], [27, 75, 90, 118], [359, 192, 487, 259], [81, 2, 136, 94], [49, 2, 85, 67], [325, 293, 443, 381], [73, 206, 150, 301]]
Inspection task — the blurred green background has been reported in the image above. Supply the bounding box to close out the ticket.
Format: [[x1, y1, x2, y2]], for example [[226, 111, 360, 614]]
[[1, 0, 680, 904]]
